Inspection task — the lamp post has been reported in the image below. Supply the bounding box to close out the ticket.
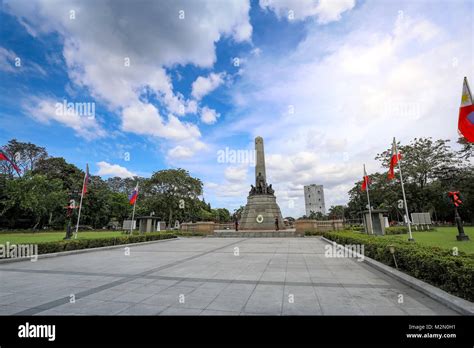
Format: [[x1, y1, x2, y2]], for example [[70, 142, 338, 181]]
[[434, 167, 470, 241], [449, 191, 470, 241]]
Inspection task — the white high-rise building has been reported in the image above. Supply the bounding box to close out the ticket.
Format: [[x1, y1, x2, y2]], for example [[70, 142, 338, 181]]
[[304, 184, 326, 216]]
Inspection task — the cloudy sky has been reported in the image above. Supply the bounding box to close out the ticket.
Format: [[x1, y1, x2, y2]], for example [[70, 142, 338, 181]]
[[0, 0, 472, 217]]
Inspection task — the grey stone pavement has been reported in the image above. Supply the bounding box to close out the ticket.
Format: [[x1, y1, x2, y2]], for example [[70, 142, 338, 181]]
[[0, 237, 457, 315]]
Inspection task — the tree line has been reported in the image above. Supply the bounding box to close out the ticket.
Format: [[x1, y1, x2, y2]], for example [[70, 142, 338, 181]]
[[0, 139, 231, 230], [328, 137, 473, 224]]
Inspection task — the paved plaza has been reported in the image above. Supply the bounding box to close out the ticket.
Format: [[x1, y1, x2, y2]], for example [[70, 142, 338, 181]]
[[0, 237, 457, 315]]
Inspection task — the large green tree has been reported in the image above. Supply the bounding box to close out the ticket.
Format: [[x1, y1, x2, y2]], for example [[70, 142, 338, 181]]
[[146, 169, 203, 226], [1, 173, 66, 229], [0, 139, 47, 177], [348, 137, 473, 223]]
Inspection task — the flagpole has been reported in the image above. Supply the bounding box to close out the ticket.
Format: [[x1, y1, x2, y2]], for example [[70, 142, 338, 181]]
[[130, 183, 138, 235], [74, 169, 87, 239], [394, 140, 414, 241], [364, 164, 374, 235]]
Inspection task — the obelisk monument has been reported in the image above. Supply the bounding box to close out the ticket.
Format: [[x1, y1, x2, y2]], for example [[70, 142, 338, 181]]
[[239, 136, 285, 230], [255, 136, 266, 185]]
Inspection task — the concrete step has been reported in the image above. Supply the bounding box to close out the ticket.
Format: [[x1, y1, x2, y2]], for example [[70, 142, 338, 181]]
[[211, 231, 301, 238]]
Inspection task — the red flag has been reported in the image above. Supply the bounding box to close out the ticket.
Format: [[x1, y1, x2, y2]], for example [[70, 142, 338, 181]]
[[458, 77, 474, 142], [361, 166, 370, 192], [388, 138, 402, 180], [82, 164, 90, 194], [0, 150, 21, 175], [448, 191, 462, 207], [129, 184, 139, 205]]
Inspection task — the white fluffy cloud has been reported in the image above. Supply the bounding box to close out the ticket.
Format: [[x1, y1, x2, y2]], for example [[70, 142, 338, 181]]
[[200, 106, 220, 125], [224, 165, 248, 182], [24, 97, 106, 139], [5, 0, 252, 156], [191, 72, 226, 100], [167, 140, 207, 159], [96, 161, 135, 178], [0, 46, 47, 76], [228, 3, 473, 216], [121, 102, 200, 141], [0, 47, 17, 72], [259, 0, 355, 23]]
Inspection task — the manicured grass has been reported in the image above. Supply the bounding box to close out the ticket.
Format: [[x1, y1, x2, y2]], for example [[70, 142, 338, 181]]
[[0, 231, 124, 244], [391, 226, 474, 255]]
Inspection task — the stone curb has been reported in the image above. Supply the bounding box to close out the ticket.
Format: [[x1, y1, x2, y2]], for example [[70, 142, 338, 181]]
[[0, 237, 179, 264], [320, 236, 474, 315]]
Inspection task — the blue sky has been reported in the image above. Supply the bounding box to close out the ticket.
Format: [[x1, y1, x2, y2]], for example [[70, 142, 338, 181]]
[[0, 0, 473, 217]]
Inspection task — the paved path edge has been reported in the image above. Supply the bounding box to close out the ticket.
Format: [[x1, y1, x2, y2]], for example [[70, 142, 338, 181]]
[[320, 236, 474, 315], [0, 237, 179, 265]]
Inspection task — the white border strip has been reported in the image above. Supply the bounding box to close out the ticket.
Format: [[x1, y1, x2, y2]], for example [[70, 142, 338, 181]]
[[320, 236, 474, 315], [0, 237, 179, 264]]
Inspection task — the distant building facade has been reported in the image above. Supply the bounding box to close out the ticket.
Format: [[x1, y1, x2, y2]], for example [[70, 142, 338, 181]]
[[304, 184, 326, 216]]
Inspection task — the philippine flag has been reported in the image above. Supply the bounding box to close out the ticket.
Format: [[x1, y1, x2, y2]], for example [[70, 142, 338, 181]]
[[458, 77, 474, 142], [0, 150, 21, 175], [82, 164, 90, 194], [388, 138, 402, 180], [129, 184, 139, 205], [361, 165, 370, 192]]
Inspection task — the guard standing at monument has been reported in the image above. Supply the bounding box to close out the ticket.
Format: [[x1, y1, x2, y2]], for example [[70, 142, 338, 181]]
[[275, 216, 279, 231], [235, 217, 239, 231]]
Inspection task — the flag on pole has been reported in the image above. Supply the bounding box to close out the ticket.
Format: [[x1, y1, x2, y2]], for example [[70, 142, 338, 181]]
[[388, 138, 402, 180], [0, 150, 21, 175], [458, 77, 474, 142], [361, 166, 370, 192], [129, 184, 139, 205], [82, 164, 90, 194], [75, 164, 89, 239]]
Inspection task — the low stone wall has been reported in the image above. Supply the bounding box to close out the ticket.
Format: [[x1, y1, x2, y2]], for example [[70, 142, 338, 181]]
[[215, 223, 234, 230], [180, 222, 215, 234], [295, 219, 344, 233]]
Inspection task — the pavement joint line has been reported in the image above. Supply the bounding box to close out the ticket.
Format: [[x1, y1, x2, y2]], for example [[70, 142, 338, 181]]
[[129, 250, 327, 255], [241, 239, 280, 313], [12, 239, 247, 315], [134, 278, 188, 311], [320, 236, 473, 315], [0, 267, 394, 289], [301, 243, 324, 314], [280, 240, 290, 315]]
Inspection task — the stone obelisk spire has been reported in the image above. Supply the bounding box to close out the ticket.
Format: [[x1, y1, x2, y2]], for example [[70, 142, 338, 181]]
[[255, 136, 266, 186], [239, 136, 285, 230]]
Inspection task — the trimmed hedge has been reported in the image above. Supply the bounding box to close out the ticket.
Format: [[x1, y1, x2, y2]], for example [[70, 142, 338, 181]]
[[304, 230, 327, 236], [174, 231, 210, 237], [385, 226, 437, 235], [1, 232, 177, 258], [322, 231, 474, 302], [346, 225, 364, 232], [385, 226, 408, 235]]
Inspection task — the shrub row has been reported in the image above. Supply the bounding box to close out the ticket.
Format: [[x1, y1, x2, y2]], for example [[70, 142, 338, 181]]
[[0, 232, 177, 258], [304, 230, 327, 236], [174, 231, 210, 237], [385, 226, 408, 235], [346, 225, 364, 232], [322, 231, 474, 302]]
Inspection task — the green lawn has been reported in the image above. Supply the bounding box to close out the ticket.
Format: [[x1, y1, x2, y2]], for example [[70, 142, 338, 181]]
[[391, 226, 474, 255], [0, 231, 124, 244]]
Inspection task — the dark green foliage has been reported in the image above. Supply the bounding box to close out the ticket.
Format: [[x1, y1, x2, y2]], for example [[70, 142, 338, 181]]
[[385, 226, 409, 234], [0, 139, 231, 230], [347, 137, 474, 224], [322, 231, 474, 301], [31, 233, 177, 256]]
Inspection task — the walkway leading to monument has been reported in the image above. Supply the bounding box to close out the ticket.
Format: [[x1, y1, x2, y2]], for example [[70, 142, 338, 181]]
[[213, 229, 300, 237], [0, 237, 457, 315]]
